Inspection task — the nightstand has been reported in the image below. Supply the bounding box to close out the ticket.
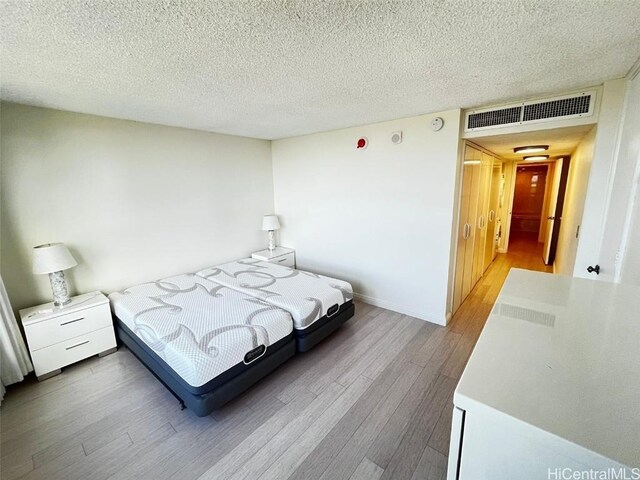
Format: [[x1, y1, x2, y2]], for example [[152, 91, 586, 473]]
[[252, 247, 296, 268], [19, 292, 117, 380]]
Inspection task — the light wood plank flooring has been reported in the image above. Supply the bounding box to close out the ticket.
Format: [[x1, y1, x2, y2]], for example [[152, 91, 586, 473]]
[[1, 239, 551, 480]]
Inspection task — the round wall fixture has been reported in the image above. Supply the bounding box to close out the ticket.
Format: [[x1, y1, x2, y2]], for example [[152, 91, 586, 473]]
[[391, 131, 403, 144], [356, 137, 368, 149], [431, 117, 444, 131]]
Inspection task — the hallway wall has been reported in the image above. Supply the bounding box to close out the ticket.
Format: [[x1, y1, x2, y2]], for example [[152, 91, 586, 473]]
[[555, 127, 597, 275], [573, 79, 627, 279], [601, 74, 640, 283]]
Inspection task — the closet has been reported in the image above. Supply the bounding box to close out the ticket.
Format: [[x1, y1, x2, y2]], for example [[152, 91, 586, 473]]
[[452, 143, 503, 314]]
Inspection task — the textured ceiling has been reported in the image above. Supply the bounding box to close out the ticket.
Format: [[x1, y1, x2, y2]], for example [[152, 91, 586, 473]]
[[473, 125, 594, 161], [1, 1, 640, 140]]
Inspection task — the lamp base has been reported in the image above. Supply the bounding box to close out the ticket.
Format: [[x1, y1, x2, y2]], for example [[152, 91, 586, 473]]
[[49, 270, 71, 307], [268, 230, 277, 251]]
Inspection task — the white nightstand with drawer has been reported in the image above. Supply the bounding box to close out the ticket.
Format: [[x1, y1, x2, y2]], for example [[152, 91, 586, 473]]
[[251, 247, 296, 268], [19, 292, 117, 380]]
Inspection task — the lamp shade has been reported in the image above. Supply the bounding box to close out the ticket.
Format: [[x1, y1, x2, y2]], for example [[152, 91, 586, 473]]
[[33, 243, 78, 274], [262, 215, 281, 231]]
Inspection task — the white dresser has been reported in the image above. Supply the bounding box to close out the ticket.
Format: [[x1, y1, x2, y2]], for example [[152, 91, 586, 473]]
[[20, 292, 117, 380], [251, 247, 296, 268], [448, 269, 640, 479]]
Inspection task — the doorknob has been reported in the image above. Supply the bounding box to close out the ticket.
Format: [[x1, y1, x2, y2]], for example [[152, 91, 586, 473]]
[[587, 265, 600, 275], [547, 216, 555, 220]]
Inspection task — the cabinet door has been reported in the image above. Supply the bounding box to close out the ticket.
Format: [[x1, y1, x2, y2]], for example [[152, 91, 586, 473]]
[[446, 407, 465, 480], [462, 147, 481, 299], [453, 160, 473, 314], [471, 152, 492, 286]]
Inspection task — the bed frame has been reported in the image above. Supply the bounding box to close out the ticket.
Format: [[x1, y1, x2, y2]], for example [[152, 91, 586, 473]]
[[112, 299, 354, 416], [115, 320, 296, 417], [295, 300, 355, 351]]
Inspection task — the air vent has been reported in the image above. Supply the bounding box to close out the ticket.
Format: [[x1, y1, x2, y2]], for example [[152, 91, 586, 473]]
[[465, 90, 596, 132], [523, 95, 591, 121], [467, 106, 522, 130]]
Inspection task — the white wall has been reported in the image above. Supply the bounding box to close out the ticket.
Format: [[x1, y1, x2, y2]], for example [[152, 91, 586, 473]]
[[0, 103, 274, 310], [554, 127, 597, 276], [272, 110, 462, 325], [599, 77, 640, 284], [573, 79, 627, 279], [620, 177, 640, 285]]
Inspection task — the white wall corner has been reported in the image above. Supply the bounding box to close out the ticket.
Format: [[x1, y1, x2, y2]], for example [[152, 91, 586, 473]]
[[353, 293, 447, 326]]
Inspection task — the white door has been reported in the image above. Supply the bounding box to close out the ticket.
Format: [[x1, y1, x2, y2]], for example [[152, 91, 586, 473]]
[[543, 158, 563, 264], [453, 161, 473, 313]]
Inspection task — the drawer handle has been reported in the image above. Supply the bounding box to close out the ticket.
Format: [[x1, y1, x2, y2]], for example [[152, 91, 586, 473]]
[[277, 258, 287, 262], [60, 317, 85, 326], [65, 340, 89, 350]]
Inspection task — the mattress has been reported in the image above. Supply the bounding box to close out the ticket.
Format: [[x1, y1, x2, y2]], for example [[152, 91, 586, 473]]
[[109, 273, 293, 389], [196, 259, 354, 330]]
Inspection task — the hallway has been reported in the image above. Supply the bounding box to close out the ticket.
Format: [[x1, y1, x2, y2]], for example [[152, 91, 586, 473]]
[[427, 235, 555, 472], [448, 232, 553, 351]]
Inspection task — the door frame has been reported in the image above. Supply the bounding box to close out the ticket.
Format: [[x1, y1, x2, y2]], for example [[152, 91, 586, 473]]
[[545, 156, 572, 265], [502, 159, 557, 253]]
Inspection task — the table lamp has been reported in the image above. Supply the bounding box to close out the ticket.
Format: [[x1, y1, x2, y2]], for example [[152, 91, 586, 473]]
[[32, 243, 78, 307], [262, 215, 281, 251]]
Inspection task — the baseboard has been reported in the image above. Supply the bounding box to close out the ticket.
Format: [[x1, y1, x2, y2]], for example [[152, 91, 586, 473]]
[[353, 293, 446, 326]]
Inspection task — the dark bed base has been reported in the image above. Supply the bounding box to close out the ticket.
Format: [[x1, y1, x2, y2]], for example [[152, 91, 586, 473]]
[[295, 300, 355, 352], [115, 321, 296, 417]]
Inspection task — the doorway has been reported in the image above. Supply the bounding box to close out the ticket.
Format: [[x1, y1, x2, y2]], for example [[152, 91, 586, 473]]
[[451, 124, 596, 316], [509, 164, 549, 251]]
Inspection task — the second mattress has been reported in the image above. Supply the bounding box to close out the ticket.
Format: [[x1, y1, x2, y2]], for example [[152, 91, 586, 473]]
[[196, 259, 354, 330]]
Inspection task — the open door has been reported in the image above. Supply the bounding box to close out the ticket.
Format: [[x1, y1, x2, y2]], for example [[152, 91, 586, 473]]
[[543, 157, 571, 265]]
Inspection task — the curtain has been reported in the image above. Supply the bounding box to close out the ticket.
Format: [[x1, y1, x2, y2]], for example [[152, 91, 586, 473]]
[[0, 275, 33, 404]]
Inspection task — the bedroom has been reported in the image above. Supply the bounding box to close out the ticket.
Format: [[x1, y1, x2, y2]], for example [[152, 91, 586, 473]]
[[1, 1, 639, 479]]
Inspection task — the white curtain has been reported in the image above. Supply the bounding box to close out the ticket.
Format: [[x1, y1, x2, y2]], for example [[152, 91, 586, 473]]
[[0, 275, 33, 404]]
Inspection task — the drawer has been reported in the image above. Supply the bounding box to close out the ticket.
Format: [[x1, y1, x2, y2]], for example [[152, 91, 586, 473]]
[[30, 326, 117, 377], [24, 303, 112, 351], [270, 252, 295, 267]]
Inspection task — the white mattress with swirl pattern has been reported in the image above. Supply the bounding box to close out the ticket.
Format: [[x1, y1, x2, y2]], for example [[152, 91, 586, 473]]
[[196, 259, 354, 330], [108, 274, 293, 387]]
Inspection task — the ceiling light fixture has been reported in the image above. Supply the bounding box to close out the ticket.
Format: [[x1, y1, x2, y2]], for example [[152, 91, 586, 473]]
[[514, 145, 549, 154], [523, 155, 549, 162]]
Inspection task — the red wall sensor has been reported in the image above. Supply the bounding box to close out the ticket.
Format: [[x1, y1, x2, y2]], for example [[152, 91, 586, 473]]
[[357, 137, 368, 149]]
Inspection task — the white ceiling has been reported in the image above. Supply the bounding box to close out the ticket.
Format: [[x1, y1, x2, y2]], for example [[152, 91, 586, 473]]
[[1, 1, 639, 140], [473, 124, 595, 161]]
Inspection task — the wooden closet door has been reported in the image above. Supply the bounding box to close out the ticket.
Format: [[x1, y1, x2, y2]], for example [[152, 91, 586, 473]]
[[462, 147, 481, 299], [471, 152, 492, 286], [453, 157, 474, 313]]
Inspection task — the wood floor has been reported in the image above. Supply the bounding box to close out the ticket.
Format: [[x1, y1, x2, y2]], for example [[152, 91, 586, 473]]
[[1, 239, 552, 480]]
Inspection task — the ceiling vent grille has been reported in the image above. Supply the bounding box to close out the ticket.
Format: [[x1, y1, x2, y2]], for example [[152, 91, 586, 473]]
[[467, 106, 522, 130], [523, 95, 591, 122], [465, 90, 596, 132]]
